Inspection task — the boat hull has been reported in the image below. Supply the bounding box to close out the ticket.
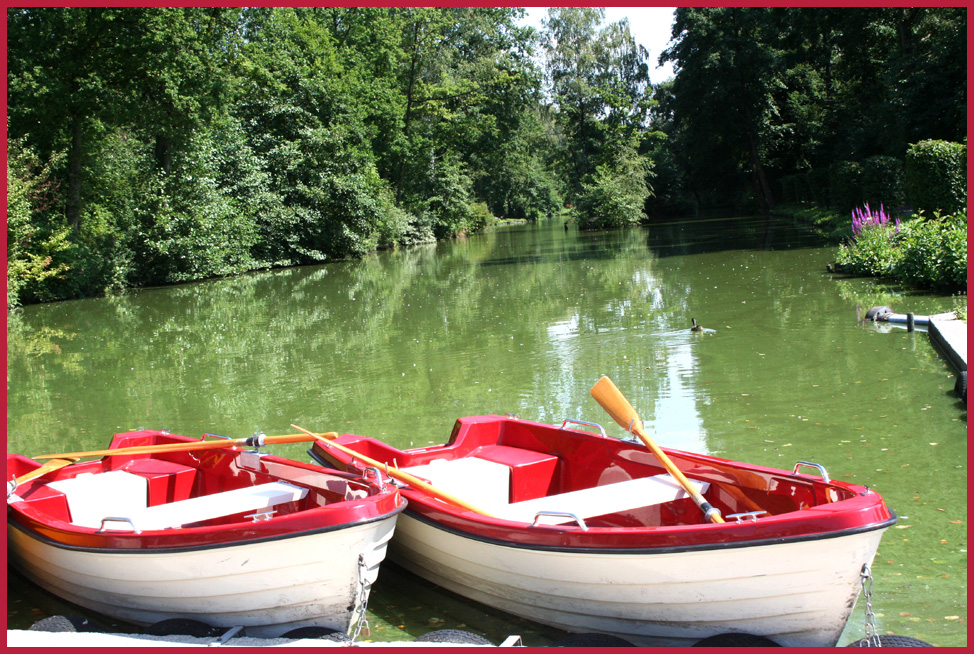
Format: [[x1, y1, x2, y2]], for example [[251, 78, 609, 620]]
[[391, 513, 884, 647], [8, 513, 398, 637], [309, 414, 896, 646], [7, 431, 406, 637]]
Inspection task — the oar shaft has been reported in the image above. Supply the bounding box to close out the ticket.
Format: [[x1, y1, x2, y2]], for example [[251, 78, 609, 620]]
[[591, 376, 724, 524], [290, 425, 494, 517], [14, 458, 77, 485], [33, 432, 330, 460]]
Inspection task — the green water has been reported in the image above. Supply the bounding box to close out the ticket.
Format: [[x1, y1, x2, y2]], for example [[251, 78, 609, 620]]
[[6, 218, 966, 646]]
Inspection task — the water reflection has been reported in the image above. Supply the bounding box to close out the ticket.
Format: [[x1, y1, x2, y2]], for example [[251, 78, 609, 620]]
[[6, 218, 966, 646]]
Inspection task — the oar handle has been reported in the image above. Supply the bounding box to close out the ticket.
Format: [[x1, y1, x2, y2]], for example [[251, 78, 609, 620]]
[[291, 425, 495, 517]]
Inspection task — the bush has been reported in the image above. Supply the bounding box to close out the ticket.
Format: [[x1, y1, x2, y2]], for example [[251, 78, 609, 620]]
[[5, 138, 72, 306], [836, 210, 967, 290], [904, 140, 966, 214], [578, 146, 651, 228], [467, 202, 497, 232], [892, 212, 968, 288]]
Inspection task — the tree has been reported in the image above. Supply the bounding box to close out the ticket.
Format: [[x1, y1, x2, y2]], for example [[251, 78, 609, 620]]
[[661, 7, 781, 213], [541, 7, 655, 225]]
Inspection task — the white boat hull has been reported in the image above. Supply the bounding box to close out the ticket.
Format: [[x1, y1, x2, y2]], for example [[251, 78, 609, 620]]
[[391, 514, 886, 647], [8, 516, 399, 638]]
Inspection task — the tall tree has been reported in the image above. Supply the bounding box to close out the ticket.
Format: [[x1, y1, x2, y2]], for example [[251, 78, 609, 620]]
[[661, 7, 781, 212], [542, 7, 655, 225]]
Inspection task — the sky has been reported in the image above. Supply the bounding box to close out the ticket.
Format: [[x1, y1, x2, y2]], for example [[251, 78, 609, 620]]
[[519, 6, 677, 84]]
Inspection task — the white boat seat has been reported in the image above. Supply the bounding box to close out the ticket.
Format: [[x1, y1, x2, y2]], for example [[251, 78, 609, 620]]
[[400, 457, 709, 525], [123, 481, 308, 531], [48, 471, 149, 529], [402, 457, 511, 508], [50, 470, 308, 531], [493, 474, 710, 525]]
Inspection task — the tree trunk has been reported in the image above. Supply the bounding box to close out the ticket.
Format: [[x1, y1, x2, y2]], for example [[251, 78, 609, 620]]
[[395, 22, 421, 204]]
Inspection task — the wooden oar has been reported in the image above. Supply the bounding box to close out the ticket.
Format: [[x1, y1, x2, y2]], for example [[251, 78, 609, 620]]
[[590, 376, 725, 524], [13, 458, 78, 485], [32, 432, 333, 461], [290, 424, 495, 517]]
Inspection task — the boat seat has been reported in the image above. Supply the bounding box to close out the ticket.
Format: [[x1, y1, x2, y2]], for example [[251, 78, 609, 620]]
[[48, 471, 149, 529], [50, 471, 308, 531], [493, 474, 710, 525], [401, 457, 511, 508], [115, 481, 309, 532]]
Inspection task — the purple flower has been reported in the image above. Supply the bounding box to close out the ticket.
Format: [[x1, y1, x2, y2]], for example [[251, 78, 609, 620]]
[[851, 203, 892, 237]]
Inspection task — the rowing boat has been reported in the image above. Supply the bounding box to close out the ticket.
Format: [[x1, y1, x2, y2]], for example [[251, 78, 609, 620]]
[[309, 414, 896, 646], [7, 430, 405, 637]]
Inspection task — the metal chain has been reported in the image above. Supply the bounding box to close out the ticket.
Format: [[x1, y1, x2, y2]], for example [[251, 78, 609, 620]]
[[351, 554, 371, 642], [860, 564, 882, 647]]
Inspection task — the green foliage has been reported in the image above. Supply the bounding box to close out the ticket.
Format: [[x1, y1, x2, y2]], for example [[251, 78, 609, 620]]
[[654, 7, 966, 217], [578, 145, 652, 228], [835, 211, 967, 290], [6, 139, 73, 306], [892, 212, 967, 288], [467, 202, 497, 232], [829, 161, 864, 212], [904, 140, 967, 214], [861, 156, 903, 208], [542, 7, 655, 217]]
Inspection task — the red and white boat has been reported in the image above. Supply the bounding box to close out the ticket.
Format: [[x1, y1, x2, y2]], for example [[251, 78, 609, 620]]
[[310, 413, 897, 647], [7, 430, 405, 638]]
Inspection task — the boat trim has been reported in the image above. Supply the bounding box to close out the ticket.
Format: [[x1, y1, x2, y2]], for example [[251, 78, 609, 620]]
[[7, 502, 406, 556], [401, 507, 898, 556]]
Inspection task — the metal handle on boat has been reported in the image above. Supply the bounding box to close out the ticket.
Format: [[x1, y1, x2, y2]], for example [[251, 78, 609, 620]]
[[559, 419, 608, 439], [97, 516, 141, 534], [530, 511, 589, 531], [725, 510, 768, 523], [364, 466, 386, 490], [792, 461, 831, 484]]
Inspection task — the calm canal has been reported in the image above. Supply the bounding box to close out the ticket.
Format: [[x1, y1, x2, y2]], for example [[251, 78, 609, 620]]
[[6, 217, 966, 646]]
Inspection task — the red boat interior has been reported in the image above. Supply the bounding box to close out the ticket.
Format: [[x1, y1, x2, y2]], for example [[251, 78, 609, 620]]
[[317, 415, 867, 529], [8, 430, 385, 534]]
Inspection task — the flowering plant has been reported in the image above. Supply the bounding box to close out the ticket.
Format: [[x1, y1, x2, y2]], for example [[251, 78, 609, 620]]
[[851, 203, 899, 237]]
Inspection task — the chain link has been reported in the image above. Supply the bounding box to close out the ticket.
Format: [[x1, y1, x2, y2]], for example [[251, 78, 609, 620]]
[[351, 554, 371, 642], [860, 563, 882, 647]]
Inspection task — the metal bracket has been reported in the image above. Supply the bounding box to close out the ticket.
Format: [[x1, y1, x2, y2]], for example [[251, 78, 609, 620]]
[[725, 510, 768, 523], [792, 461, 831, 483], [363, 466, 386, 490], [245, 507, 277, 522], [559, 419, 608, 439], [97, 516, 141, 534], [529, 511, 589, 531], [209, 625, 244, 646]]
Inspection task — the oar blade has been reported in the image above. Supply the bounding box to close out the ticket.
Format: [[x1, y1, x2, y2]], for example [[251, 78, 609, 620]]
[[590, 375, 642, 433]]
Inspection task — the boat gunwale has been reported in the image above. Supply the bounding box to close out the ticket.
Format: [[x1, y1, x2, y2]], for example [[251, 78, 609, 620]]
[[395, 504, 897, 556], [307, 413, 897, 551], [6, 435, 407, 551], [6, 501, 406, 555]]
